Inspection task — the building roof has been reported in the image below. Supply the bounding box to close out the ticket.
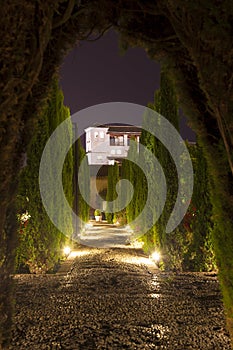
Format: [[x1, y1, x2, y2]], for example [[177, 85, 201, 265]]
[[107, 126, 141, 134]]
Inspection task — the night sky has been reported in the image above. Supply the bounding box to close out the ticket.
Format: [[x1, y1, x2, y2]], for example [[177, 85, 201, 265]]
[[59, 30, 195, 141]]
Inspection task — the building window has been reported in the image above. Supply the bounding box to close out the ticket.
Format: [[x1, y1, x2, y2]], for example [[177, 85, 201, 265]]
[[94, 131, 99, 138], [110, 135, 124, 146]]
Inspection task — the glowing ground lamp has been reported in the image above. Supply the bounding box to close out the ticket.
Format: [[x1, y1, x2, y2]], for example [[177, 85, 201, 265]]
[[63, 246, 71, 257], [151, 251, 161, 263]]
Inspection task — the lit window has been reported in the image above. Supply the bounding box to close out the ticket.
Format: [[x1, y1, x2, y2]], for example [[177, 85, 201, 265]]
[[110, 135, 124, 146]]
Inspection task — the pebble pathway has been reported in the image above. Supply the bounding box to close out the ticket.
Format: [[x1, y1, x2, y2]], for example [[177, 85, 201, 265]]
[[9, 247, 231, 349]]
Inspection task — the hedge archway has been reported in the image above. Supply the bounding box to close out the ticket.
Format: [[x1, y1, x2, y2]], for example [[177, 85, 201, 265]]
[[1, 1, 233, 346]]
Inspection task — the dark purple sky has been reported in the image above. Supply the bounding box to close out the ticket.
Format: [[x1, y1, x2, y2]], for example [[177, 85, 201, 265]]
[[59, 30, 195, 141]]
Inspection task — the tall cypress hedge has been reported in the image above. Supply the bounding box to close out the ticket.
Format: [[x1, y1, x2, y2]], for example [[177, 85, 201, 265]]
[[122, 139, 140, 225], [16, 79, 73, 273], [106, 163, 119, 223], [76, 137, 90, 225], [122, 68, 215, 271], [133, 68, 180, 261], [182, 142, 216, 271]]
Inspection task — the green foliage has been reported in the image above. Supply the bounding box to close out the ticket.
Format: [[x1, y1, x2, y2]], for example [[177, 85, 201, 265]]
[[155, 69, 178, 239], [122, 69, 215, 272], [119, 163, 130, 224], [106, 163, 119, 223], [182, 143, 216, 271], [94, 209, 101, 216], [76, 138, 90, 225], [120, 139, 143, 226], [144, 68, 180, 268], [16, 79, 73, 273]]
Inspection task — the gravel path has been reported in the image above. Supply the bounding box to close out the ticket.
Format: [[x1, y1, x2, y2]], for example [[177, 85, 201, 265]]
[[9, 247, 231, 349]]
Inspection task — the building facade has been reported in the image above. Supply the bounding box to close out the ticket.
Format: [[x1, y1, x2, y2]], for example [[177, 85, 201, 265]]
[[85, 125, 141, 165]]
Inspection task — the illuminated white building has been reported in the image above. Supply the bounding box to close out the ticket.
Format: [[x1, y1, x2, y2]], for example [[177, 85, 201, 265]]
[[85, 125, 141, 165]]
